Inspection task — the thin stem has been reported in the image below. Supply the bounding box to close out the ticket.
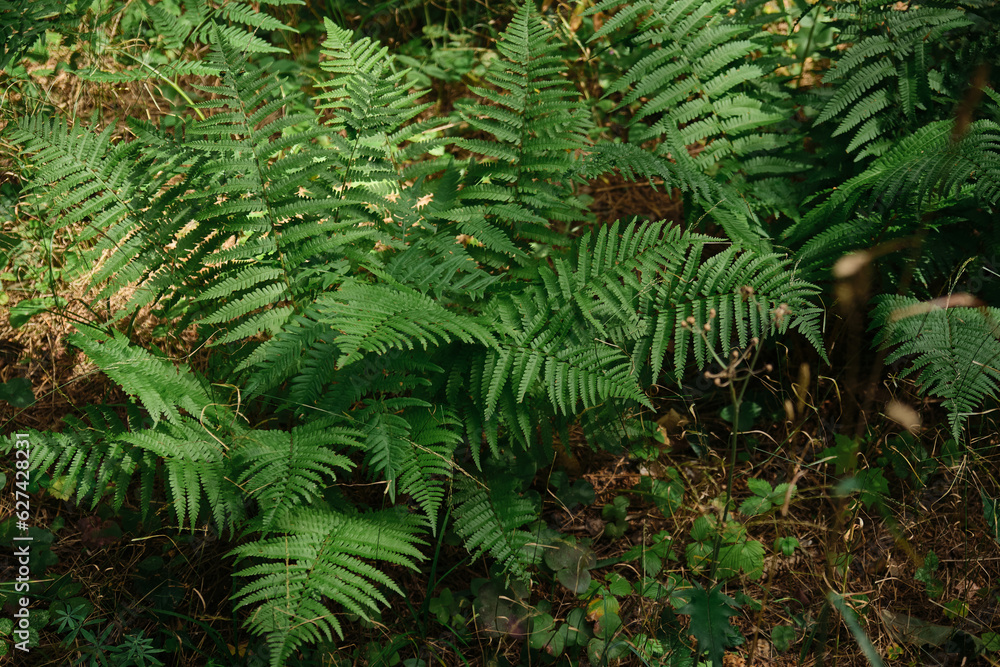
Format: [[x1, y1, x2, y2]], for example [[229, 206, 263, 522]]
[[710, 338, 765, 580], [112, 49, 206, 121]]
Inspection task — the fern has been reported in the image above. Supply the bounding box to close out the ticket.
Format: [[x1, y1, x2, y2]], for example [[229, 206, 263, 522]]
[[451, 1, 592, 259], [452, 474, 540, 582], [27, 405, 155, 514], [235, 420, 361, 532], [120, 417, 242, 532], [142, 0, 298, 54], [314, 280, 497, 368], [586, 0, 795, 240], [315, 18, 443, 185], [0, 0, 95, 71], [7, 117, 150, 241], [872, 295, 1000, 439], [3, 8, 842, 663], [230, 507, 426, 667], [67, 327, 216, 426], [535, 220, 825, 381], [815, 0, 973, 160], [785, 113, 1000, 252], [27, 389, 245, 533], [349, 398, 460, 532]]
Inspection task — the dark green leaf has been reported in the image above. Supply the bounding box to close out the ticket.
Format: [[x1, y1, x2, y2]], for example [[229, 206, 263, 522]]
[[771, 625, 796, 652], [676, 583, 743, 667], [0, 378, 34, 408]]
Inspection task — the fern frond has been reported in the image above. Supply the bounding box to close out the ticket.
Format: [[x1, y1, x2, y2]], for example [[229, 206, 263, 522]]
[[0, 0, 86, 70], [384, 234, 502, 301], [588, 0, 794, 211], [120, 418, 243, 532], [552, 219, 825, 378], [314, 281, 498, 368], [872, 295, 1000, 438], [480, 290, 653, 420], [785, 117, 1000, 246], [230, 507, 425, 667], [68, 327, 215, 426], [452, 1, 592, 257], [815, 1, 973, 157], [8, 116, 150, 241], [349, 399, 459, 531], [235, 420, 361, 532], [316, 18, 439, 187], [26, 405, 154, 513], [452, 475, 539, 582]]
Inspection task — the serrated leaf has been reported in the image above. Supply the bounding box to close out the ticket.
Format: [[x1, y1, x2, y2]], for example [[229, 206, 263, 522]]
[[746, 478, 772, 497], [676, 583, 743, 667], [717, 539, 765, 580], [771, 483, 793, 502], [639, 475, 685, 515], [606, 573, 632, 597], [739, 495, 772, 516]]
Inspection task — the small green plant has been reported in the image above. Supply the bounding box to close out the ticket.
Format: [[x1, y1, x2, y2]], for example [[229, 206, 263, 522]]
[[601, 495, 630, 540], [686, 515, 765, 581], [915, 551, 944, 599], [544, 537, 598, 595], [740, 478, 796, 516], [774, 536, 800, 557], [0, 618, 12, 656], [528, 605, 589, 658], [676, 583, 744, 667], [771, 624, 797, 653], [621, 530, 675, 577], [636, 471, 685, 517], [550, 470, 596, 510], [0, 377, 33, 408]]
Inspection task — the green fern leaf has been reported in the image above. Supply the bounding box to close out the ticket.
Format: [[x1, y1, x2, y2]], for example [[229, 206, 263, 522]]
[[872, 295, 1000, 439], [230, 507, 425, 667], [452, 475, 539, 582], [68, 327, 214, 426]]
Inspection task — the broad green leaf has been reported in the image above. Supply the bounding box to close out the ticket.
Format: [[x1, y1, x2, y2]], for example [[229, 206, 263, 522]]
[[9, 297, 58, 329], [746, 478, 772, 497], [0, 378, 34, 408], [774, 536, 799, 556], [676, 583, 743, 667], [771, 624, 796, 652], [739, 495, 772, 516]]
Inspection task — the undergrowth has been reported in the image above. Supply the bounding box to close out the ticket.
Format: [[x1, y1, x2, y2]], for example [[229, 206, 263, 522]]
[[0, 0, 999, 665]]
